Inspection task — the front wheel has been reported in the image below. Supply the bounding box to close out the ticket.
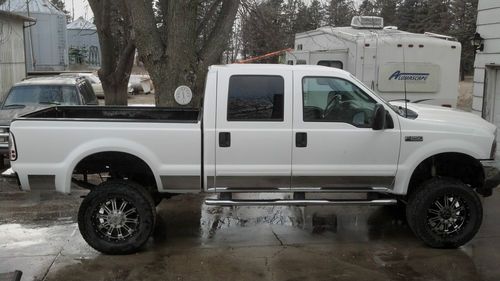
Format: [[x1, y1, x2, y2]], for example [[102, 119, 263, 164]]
[[78, 181, 156, 255], [406, 178, 483, 248]]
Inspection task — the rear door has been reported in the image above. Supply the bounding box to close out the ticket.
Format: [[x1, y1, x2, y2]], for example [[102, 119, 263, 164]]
[[214, 68, 293, 191]]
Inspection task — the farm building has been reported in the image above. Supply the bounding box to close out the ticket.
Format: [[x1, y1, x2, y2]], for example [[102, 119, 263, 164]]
[[67, 16, 101, 67], [473, 0, 500, 141], [0, 10, 35, 100], [0, 0, 68, 71]]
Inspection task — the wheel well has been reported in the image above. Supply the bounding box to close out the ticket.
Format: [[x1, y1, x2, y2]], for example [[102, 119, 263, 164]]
[[408, 153, 484, 196], [72, 151, 157, 191]]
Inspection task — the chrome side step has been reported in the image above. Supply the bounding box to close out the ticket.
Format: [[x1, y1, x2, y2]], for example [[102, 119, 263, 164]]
[[204, 198, 397, 206]]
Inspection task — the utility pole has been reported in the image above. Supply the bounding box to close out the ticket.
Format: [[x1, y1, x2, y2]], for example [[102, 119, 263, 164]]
[[72, 0, 74, 21]]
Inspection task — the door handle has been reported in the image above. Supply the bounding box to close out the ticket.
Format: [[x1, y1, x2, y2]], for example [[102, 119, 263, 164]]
[[219, 132, 231, 147], [296, 132, 307, 148]]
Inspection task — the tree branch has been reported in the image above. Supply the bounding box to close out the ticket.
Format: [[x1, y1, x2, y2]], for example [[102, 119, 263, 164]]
[[198, 0, 240, 65], [197, 0, 223, 36], [125, 0, 165, 63]]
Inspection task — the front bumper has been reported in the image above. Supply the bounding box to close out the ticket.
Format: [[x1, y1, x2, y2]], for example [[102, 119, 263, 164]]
[[479, 160, 500, 196]]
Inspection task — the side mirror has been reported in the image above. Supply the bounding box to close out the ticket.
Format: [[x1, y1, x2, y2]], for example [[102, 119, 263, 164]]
[[372, 104, 386, 131]]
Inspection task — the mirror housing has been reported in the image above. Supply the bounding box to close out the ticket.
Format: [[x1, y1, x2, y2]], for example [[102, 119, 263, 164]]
[[372, 104, 386, 131]]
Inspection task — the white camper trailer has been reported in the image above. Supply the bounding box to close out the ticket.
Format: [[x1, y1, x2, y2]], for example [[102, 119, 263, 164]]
[[287, 16, 462, 107]]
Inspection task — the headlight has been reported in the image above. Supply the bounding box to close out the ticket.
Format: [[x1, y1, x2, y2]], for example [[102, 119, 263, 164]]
[[8, 133, 17, 161]]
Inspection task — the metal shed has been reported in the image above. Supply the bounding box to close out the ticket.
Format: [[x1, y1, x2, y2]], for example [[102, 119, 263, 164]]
[[0, 0, 68, 71], [0, 10, 35, 100], [67, 16, 100, 67]]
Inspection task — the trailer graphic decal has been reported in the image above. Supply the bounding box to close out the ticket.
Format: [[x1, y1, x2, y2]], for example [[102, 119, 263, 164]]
[[389, 71, 430, 81]]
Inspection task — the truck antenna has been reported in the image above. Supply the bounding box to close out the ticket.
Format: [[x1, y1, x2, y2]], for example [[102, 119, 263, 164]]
[[402, 38, 408, 117]]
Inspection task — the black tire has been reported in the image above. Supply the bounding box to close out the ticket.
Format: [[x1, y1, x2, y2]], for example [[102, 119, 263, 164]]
[[78, 181, 156, 255], [406, 177, 483, 248]]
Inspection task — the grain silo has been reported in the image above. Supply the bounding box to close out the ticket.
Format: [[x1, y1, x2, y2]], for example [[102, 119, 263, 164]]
[[0, 0, 68, 71], [67, 16, 100, 67]]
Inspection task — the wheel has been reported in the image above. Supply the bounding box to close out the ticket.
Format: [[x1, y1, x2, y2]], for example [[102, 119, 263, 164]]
[[78, 181, 156, 255], [406, 177, 483, 248]]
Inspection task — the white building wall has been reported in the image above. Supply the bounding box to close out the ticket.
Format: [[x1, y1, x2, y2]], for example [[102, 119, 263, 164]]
[[472, 0, 500, 117], [0, 16, 26, 100]]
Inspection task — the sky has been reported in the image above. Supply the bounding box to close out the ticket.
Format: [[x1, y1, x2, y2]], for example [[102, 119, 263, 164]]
[[62, 0, 363, 23]]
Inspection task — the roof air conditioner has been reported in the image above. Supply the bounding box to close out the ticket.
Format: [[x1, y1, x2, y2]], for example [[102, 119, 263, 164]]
[[351, 16, 384, 29]]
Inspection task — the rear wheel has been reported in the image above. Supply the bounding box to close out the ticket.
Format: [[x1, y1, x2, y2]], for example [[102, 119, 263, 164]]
[[406, 177, 482, 248], [78, 181, 156, 255]]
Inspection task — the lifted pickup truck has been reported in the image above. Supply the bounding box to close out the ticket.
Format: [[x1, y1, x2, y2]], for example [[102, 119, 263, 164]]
[[8, 64, 498, 254]]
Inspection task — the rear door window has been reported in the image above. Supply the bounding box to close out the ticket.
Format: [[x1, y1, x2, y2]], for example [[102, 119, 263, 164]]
[[227, 75, 284, 121]]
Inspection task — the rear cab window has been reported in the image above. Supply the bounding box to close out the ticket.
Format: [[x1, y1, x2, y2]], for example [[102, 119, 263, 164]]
[[227, 75, 284, 121], [78, 81, 97, 105]]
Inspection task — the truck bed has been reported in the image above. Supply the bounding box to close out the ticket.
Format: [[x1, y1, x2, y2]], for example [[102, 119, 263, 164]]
[[20, 106, 200, 122], [10, 105, 202, 194]]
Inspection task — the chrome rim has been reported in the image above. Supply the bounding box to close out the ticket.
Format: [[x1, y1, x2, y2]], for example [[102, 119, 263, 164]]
[[92, 198, 140, 242], [426, 194, 469, 236]]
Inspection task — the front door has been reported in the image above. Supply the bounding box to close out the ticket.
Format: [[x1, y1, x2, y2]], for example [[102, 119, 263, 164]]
[[291, 71, 400, 189], [214, 68, 293, 191]]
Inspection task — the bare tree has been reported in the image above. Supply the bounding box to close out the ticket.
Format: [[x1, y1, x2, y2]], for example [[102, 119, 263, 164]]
[[88, 0, 135, 105], [124, 0, 240, 107]]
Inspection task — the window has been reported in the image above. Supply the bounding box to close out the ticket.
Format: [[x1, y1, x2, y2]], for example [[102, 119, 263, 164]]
[[3, 85, 81, 107], [78, 81, 97, 105], [227, 75, 284, 121], [302, 77, 377, 128], [297, 44, 303, 50], [317, 60, 343, 69]]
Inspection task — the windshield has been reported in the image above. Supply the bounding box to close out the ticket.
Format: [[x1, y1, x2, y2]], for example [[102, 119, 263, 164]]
[[3, 85, 80, 108], [348, 74, 417, 118]]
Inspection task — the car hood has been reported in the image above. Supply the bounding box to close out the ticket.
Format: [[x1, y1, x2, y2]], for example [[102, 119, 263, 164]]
[[392, 102, 497, 135], [0, 105, 49, 126]]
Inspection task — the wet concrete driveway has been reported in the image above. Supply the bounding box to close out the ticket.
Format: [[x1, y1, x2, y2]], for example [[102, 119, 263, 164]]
[[1, 179, 500, 281]]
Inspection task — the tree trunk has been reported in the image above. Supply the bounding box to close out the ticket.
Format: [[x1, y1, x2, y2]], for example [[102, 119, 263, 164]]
[[88, 0, 135, 106], [100, 77, 130, 105], [126, 0, 239, 108]]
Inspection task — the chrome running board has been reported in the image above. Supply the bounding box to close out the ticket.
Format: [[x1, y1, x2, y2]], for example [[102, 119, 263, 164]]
[[204, 198, 397, 206], [211, 187, 392, 193]]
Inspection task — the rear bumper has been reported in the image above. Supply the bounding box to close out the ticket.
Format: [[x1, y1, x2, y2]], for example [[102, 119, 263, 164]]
[[479, 160, 500, 196]]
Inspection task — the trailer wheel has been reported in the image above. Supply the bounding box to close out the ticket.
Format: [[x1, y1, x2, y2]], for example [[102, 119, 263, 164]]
[[78, 181, 156, 255], [406, 177, 482, 248]]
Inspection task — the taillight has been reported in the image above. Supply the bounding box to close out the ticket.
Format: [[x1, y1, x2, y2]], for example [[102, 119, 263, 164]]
[[8, 133, 17, 161]]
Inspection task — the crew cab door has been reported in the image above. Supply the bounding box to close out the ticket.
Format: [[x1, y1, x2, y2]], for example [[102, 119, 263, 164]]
[[291, 71, 400, 189], [214, 68, 293, 191]]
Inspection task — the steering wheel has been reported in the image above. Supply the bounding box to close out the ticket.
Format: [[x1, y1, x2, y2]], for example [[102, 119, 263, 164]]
[[322, 93, 342, 119]]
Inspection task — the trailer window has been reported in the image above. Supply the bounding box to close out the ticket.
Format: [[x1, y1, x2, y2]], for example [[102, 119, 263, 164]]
[[317, 60, 343, 69], [302, 77, 376, 128], [227, 75, 284, 121]]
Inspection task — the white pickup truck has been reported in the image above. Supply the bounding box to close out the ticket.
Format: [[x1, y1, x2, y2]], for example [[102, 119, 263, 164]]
[[8, 64, 499, 254]]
